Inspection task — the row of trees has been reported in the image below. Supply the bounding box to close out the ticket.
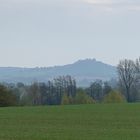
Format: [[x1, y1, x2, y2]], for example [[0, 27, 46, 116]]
[[16, 76, 77, 106], [1, 57, 140, 106], [0, 76, 125, 106]]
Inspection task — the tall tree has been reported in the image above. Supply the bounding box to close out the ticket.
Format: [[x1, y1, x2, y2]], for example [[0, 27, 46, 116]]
[[28, 82, 41, 105], [117, 59, 136, 102], [88, 80, 103, 102], [103, 82, 112, 96]]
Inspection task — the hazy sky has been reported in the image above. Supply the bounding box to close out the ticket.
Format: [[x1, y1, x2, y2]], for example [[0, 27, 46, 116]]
[[0, 0, 140, 67]]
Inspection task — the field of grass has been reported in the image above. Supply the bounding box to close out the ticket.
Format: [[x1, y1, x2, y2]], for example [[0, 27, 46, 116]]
[[0, 104, 140, 140]]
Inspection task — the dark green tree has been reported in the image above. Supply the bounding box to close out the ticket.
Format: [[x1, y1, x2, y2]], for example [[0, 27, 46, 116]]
[[0, 85, 17, 107]]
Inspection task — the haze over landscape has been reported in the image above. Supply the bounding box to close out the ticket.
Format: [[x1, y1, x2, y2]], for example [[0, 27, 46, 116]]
[[0, 0, 140, 67], [1, 1, 140, 140]]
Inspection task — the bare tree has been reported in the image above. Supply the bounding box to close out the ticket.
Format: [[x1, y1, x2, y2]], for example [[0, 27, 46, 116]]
[[135, 58, 140, 80], [29, 82, 41, 105], [117, 59, 136, 102]]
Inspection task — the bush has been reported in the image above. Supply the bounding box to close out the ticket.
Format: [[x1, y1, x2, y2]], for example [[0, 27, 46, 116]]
[[61, 94, 70, 105], [74, 89, 95, 104], [103, 90, 126, 103]]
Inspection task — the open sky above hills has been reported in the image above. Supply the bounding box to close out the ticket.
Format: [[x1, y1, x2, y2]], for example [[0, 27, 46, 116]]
[[0, 0, 140, 67]]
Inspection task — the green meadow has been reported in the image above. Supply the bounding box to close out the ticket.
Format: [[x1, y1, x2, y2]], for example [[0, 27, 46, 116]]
[[0, 104, 140, 140]]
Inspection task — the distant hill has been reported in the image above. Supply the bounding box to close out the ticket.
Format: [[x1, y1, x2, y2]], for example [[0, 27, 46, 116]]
[[0, 59, 117, 87]]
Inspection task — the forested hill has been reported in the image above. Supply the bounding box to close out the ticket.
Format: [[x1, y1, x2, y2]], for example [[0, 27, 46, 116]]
[[0, 59, 117, 86]]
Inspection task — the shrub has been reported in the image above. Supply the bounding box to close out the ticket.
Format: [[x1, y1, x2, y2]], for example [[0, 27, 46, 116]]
[[74, 89, 95, 104], [61, 94, 70, 105], [103, 90, 126, 103]]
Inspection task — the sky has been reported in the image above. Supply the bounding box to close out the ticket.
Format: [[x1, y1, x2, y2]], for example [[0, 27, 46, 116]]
[[0, 0, 140, 67]]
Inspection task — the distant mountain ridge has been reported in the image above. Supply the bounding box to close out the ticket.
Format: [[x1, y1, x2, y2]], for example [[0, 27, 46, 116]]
[[0, 59, 117, 87]]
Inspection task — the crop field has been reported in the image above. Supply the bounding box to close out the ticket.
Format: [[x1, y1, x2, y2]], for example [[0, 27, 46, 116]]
[[0, 104, 140, 140]]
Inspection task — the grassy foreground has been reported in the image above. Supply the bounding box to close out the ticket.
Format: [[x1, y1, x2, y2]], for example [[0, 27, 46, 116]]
[[0, 104, 140, 140]]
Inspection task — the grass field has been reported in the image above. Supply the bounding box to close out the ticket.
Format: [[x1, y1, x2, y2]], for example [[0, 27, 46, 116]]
[[0, 104, 140, 140]]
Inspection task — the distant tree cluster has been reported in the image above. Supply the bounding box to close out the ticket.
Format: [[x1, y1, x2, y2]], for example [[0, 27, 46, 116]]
[[18, 75, 77, 106], [86, 80, 112, 102], [0, 76, 125, 106], [1, 57, 140, 107]]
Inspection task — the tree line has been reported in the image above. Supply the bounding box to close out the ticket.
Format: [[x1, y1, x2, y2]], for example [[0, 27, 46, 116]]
[[0, 57, 140, 106], [0, 77, 122, 106]]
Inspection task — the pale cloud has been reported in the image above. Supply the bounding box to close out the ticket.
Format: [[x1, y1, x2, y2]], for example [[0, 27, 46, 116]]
[[83, 0, 113, 5], [127, 5, 140, 11], [0, 0, 83, 10], [0, 0, 81, 5], [1, 0, 140, 9], [82, 0, 140, 5], [82, 0, 140, 12]]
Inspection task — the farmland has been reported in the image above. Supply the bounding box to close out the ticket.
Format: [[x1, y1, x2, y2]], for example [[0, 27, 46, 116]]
[[0, 104, 140, 140]]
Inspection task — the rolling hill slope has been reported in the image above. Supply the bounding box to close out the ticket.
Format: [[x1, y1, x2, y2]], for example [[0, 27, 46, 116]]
[[0, 59, 117, 86]]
